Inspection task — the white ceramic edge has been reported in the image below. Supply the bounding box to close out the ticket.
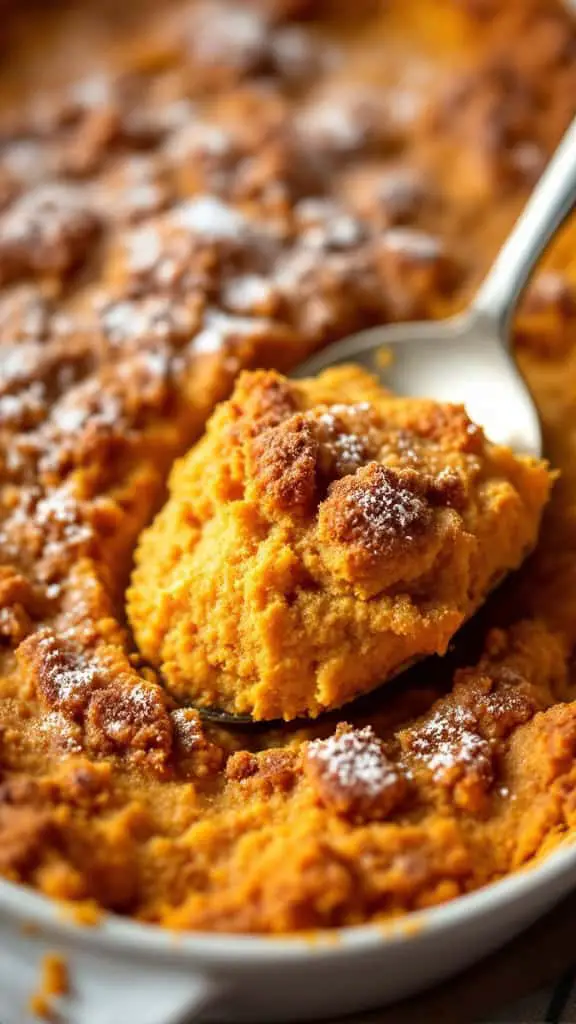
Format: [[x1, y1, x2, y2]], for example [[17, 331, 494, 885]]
[[4, 834, 576, 1022], [2, 835, 576, 963]]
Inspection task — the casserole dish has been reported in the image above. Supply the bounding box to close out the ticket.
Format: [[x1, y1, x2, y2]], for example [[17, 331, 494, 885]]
[[3, 838, 576, 1023], [1, 0, 576, 1021]]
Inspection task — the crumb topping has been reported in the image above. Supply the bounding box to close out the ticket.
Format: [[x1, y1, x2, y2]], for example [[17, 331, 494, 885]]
[[408, 704, 493, 782], [0, 183, 100, 283], [305, 724, 407, 819], [325, 463, 433, 553]]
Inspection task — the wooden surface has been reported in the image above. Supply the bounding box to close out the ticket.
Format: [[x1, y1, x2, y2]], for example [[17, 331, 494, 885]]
[[330, 889, 576, 1023]]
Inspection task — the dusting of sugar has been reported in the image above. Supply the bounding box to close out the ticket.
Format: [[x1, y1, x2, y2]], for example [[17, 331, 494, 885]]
[[35, 488, 93, 549], [326, 403, 371, 415], [157, 99, 196, 132], [0, 290, 50, 341], [325, 432, 364, 469], [377, 167, 423, 199], [141, 349, 171, 378], [409, 705, 492, 782], [295, 197, 364, 249], [100, 297, 196, 345], [52, 385, 121, 433], [191, 310, 271, 354], [348, 472, 428, 547], [52, 314, 73, 336], [0, 391, 24, 419], [115, 156, 168, 219], [273, 247, 319, 290], [171, 708, 202, 753], [172, 195, 248, 239], [301, 216, 363, 251], [155, 258, 180, 286], [37, 632, 99, 704], [127, 224, 163, 272], [51, 403, 89, 433], [38, 711, 82, 753], [2, 141, 47, 183], [298, 100, 366, 152], [192, 3, 267, 65], [126, 183, 165, 216], [223, 274, 275, 313], [315, 405, 371, 473], [272, 26, 317, 77], [1, 342, 42, 382], [295, 197, 340, 224], [1, 183, 93, 245], [104, 683, 158, 739], [101, 300, 164, 343], [382, 228, 442, 260], [70, 73, 114, 109], [307, 726, 395, 797], [0, 382, 47, 425]]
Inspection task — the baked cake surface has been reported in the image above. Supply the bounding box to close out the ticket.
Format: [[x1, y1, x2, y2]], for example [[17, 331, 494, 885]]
[[0, 0, 574, 933]]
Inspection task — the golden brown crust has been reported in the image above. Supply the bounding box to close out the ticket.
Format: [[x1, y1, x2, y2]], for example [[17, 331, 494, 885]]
[[249, 414, 320, 515]]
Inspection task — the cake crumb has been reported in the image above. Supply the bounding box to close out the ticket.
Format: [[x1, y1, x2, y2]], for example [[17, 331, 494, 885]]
[[29, 953, 69, 1020]]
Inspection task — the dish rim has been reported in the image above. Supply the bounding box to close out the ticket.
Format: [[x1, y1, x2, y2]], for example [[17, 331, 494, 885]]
[[3, 836, 576, 962]]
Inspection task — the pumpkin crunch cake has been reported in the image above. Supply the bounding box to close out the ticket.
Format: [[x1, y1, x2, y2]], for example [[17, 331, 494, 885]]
[[128, 366, 551, 720], [0, 0, 575, 935]]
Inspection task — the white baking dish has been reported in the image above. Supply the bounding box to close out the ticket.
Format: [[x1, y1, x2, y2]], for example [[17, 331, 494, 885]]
[[2, 838, 576, 1023], [2, 1, 576, 1019]]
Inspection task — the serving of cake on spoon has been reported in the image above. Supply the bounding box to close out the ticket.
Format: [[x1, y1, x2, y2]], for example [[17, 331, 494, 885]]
[[128, 364, 551, 722]]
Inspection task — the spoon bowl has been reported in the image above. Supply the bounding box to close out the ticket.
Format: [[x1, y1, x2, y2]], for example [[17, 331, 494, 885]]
[[297, 115, 576, 461], [294, 311, 542, 456]]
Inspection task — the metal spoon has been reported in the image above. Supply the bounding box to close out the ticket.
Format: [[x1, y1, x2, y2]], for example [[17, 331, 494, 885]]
[[199, 116, 576, 726], [295, 116, 576, 456]]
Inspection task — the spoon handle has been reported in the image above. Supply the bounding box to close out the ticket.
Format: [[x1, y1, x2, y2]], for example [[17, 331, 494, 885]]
[[471, 116, 576, 341]]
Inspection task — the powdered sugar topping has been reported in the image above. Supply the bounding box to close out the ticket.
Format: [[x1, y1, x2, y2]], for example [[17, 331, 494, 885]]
[[382, 227, 442, 260], [172, 195, 248, 239], [347, 467, 430, 548], [99, 297, 197, 346], [307, 726, 395, 797], [127, 224, 163, 273], [191, 2, 268, 68], [104, 682, 158, 739], [171, 708, 203, 753], [191, 310, 272, 354], [1, 183, 95, 245], [315, 404, 371, 474], [223, 274, 276, 314], [36, 631, 100, 707], [409, 704, 492, 783]]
